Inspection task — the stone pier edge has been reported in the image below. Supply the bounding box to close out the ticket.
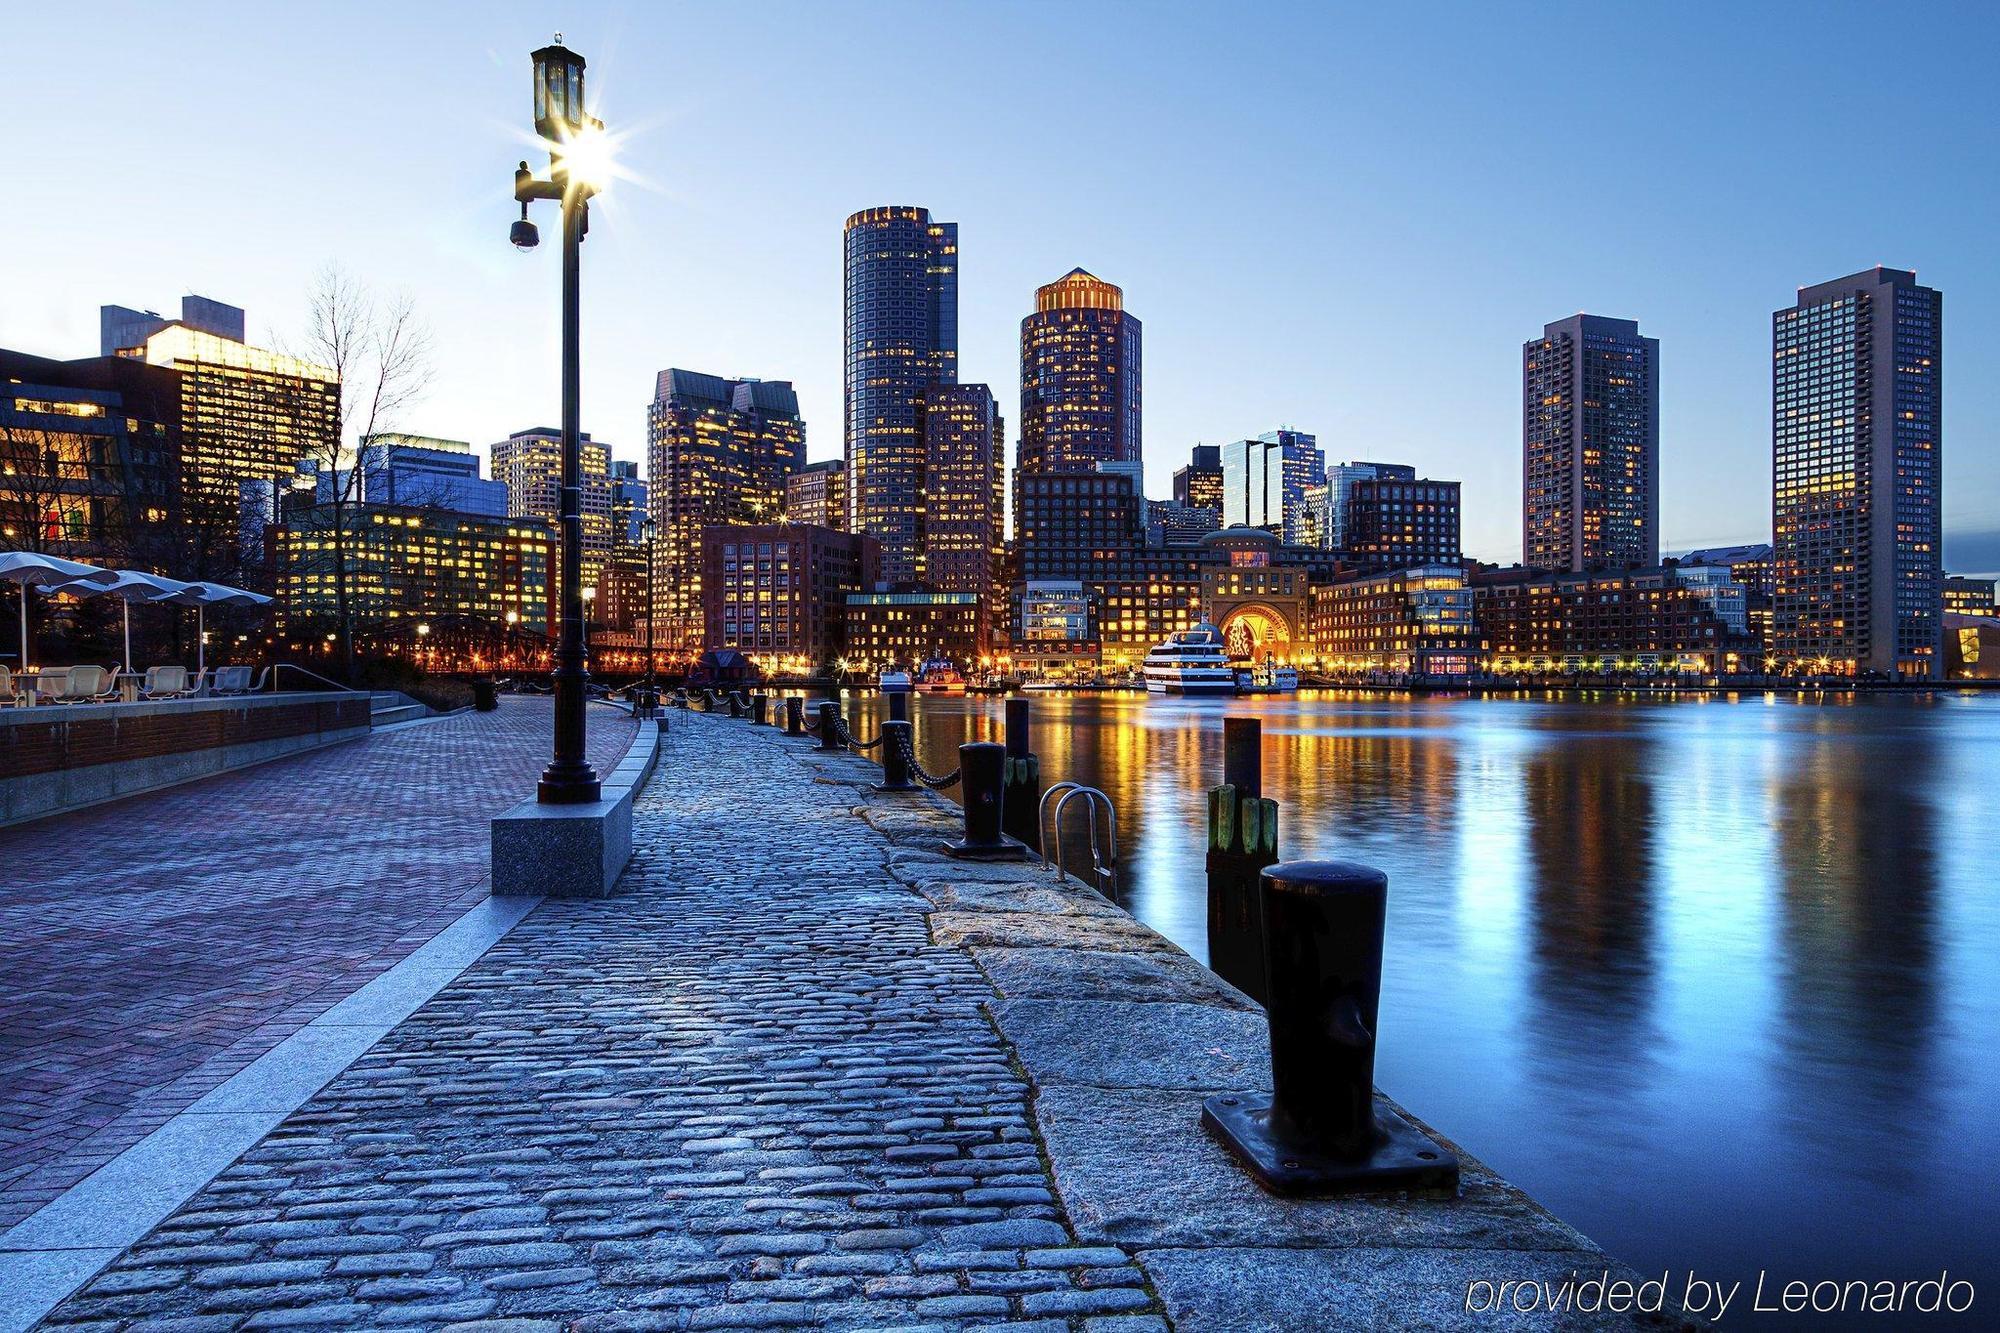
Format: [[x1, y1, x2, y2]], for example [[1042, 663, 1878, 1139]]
[[749, 710, 1695, 1330]]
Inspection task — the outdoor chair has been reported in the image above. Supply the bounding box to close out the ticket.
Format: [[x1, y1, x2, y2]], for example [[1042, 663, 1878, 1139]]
[[55, 665, 116, 703], [0, 665, 12, 705], [211, 665, 252, 695], [141, 665, 191, 699]]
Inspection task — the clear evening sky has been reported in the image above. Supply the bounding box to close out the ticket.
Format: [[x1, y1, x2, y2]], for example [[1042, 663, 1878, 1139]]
[[5, 2, 1995, 574]]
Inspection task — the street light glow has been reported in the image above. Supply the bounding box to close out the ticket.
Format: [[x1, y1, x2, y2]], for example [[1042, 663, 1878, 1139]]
[[552, 122, 620, 195]]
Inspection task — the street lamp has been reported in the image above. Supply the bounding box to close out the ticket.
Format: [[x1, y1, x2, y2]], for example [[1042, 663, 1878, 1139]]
[[511, 35, 605, 804], [640, 513, 657, 691]]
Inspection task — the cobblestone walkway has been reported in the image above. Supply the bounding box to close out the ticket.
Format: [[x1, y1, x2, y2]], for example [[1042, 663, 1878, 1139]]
[[0, 700, 638, 1229], [37, 713, 1167, 1332]]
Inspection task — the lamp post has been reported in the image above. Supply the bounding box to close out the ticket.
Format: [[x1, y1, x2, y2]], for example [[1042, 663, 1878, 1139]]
[[641, 513, 657, 691], [511, 36, 606, 804]]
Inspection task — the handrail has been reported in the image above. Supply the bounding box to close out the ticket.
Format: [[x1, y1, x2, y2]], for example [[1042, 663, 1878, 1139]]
[[1039, 781, 1119, 902], [259, 662, 365, 694]]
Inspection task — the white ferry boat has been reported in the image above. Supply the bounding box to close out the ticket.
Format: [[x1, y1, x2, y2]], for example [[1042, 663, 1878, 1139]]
[[1142, 624, 1239, 696]]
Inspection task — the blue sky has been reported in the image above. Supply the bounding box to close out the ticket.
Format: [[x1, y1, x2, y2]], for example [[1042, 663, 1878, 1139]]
[[5, 2, 1996, 573]]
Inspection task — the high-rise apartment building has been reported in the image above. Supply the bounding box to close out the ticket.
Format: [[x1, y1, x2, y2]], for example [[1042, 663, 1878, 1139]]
[[648, 370, 805, 651], [786, 459, 846, 531], [1221, 431, 1323, 543], [919, 384, 1004, 648], [1017, 269, 1141, 480], [1345, 475, 1462, 572], [1523, 314, 1659, 572], [489, 427, 617, 599], [843, 205, 957, 585], [1772, 267, 1942, 678]]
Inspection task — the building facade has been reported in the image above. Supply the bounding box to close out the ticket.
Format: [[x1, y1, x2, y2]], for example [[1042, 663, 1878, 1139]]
[[0, 348, 181, 566], [1943, 576, 1997, 618], [919, 383, 1004, 651], [648, 370, 805, 653], [489, 427, 617, 606], [844, 590, 984, 669], [700, 522, 879, 672], [276, 503, 555, 636], [348, 435, 508, 516], [1772, 267, 1943, 678], [1221, 431, 1323, 544], [843, 205, 957, 586], [1017, 268, 1141, 482], [1523, 314, 1659, 572], [1345, 474, 1461, 572], [1309, 566, 1478, 678], [786, 459, 846, 531], [1172, 444, 1223, 512], [1472, 566, 1743, 674]]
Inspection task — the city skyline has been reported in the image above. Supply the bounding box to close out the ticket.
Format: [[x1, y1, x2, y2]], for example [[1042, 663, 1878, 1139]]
[[4, 4, 1998, 575]]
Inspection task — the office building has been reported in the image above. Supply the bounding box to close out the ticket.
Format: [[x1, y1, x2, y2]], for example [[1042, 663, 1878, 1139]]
[[1017, 268, 1141, 480], [608, 459, 648, 545], [113, 312, 338, 576], [919, 383, 1004, 650], [1172, 444, 1223, 511], [1943, 576, 1997, 617], [489, 426, 618, 618], [1676, 543, 1774, 599], [276, 503, 555, 635], [339, 435, 508, 516], [701, 522, 879, 671], [1345, 474, 1461, 572], [1316, 461, 1406, 551], [100, 295, 244, 358], [1772, 267, 1943, 678], [0, 348, 181, 564], [1471, 565, 1744, 674], [844, 590, 984, 669], [786, 459, 846, 530], [844, 205, 957, 585], [1221, 431, 1323, 543], [1523, 314, 1659, 572], [649, 370, 805, 652], [1310, 566, 1479, 678], [1151, 501, 1222, 546], [1015, 580, 1096, 675]]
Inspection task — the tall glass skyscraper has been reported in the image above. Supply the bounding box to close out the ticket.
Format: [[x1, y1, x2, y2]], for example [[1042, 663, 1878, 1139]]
[[843, 206, 957, 586], [1220, 431, 1323, 544], [919, 384, 1005, 651], [1018, 269, 1142, 478], [1772, 267, 1942, 679], [1522, 314, 1659, 572]]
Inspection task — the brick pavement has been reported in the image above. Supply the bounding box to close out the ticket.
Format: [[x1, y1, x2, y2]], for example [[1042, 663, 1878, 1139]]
[[0, 699, 638, 1229], [37, 709, 1170, 1332]]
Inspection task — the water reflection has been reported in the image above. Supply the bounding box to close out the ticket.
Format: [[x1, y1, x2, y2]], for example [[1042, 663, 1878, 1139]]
[[825, 687, 1997, 1316]]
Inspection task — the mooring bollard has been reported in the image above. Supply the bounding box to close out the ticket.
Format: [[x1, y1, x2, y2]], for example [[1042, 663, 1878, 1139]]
[[875, 719, 918, 792], [751, 693, 769, 726], [888, 689, 909, 723], [1207, 716, 1279, 1005], [817, 701, 843, 751], [724, 692, 742, 718], [1002, 697, 1042, 852], [1202, 860, 1460, 1197], [784, 695, 805, 736], [943, 741, 1028, 859]]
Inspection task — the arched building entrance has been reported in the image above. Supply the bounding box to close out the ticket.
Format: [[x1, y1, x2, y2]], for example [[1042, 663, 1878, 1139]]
[[1200, 528, 1308, 663], [1219, 604, 1296, 661]]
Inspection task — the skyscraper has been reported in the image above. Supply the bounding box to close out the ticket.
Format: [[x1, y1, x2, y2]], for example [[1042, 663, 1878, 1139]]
[[1221, 431, 1322, 543], [346, 435, 509, 517], [1772, 267, 1942, 679], [786, 459, 846, 531], [648, 369, 804, 651], [919, 384, 1005, 650], [1017, 269, 1142, 478], [1172, 444, 1223, 512], [843, 205, 957, 585], [489, 427, 617, 597], [1522, 314, 1659, 572], [1345, 474, 1462, 572]]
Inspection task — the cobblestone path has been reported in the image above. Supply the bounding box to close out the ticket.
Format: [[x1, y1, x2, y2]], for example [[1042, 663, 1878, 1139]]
[[0, 700, 638, 1229], [38, 713, 1167, 1331]]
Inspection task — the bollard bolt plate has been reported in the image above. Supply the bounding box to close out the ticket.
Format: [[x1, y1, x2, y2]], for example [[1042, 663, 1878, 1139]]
[[1200, 1092, 1459, 1198]]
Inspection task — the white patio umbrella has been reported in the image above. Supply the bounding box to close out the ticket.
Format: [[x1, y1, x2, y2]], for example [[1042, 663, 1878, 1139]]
[[0, 551, 119, 672], [48, 570, 186, 675], [152, 581, 272, 685]]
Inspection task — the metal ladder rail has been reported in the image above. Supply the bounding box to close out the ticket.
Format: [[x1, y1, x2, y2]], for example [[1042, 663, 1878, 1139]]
[[1038, 781, 1120, 903]]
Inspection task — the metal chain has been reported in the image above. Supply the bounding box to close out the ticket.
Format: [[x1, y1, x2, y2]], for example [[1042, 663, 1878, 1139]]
[[893, 726, 961, 789], [834, 715, 884, 751]]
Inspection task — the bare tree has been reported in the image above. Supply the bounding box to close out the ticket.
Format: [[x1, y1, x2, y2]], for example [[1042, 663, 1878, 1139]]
[[293, 264, 434, 677]]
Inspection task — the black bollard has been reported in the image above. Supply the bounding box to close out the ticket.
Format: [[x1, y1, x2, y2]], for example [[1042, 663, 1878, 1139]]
[[888, 690, 909, 723], [726, 692, 743, 718], [1206, 717, 1279, 1005], [817, 701, 843, 751], [1202, 860, 1460, 1197], [751, 693, 769, 726], [942, 742, 1028, 860], [784, 695, 805, 736], [874, 719, 918, 792], [1001, 697, 1042, 852]]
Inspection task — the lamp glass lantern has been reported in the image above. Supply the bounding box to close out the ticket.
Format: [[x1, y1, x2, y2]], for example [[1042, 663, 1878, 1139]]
[[532, 42, 587, 141]]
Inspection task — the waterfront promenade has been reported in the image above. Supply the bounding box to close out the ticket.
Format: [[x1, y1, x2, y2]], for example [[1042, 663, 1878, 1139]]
[[0, 701, 638, 1229], [12, 707, 1672, 1330]]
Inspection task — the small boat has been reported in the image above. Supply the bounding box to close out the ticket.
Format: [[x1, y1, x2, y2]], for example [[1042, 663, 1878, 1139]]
[[1142, 623, 1239, 696], [1236, 659, 1300, 694], [878, 668, 913, 694], [915, 657, 967, 696]]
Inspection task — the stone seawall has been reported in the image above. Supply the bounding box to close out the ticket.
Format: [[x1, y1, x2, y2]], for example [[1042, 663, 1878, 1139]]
[[790, 720, 1693, 1331]]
